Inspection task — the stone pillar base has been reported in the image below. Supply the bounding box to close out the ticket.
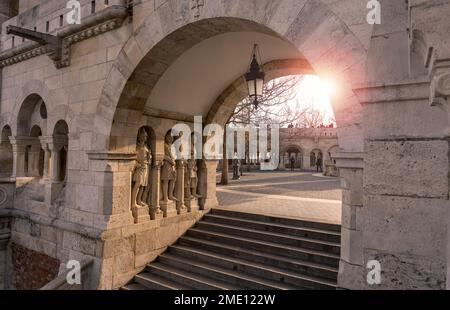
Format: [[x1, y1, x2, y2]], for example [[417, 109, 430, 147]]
[[185, 198, 199, 213], [177, 206, 188, 216], [160, 200, 177, 218], [201, 197, 218, 211], [131, 205, 151, 224], [150, 208, 164, 220]]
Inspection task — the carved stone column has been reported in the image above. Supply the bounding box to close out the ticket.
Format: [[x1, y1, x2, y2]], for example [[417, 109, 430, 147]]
[[175, 160, 187, 215], [334, 152, 365, 290], [48, 143, 60, 182], [149, 157, 163, 220], [45, 135, 68, 204], [27, 140, 42, 177], [198, 160, 219, 210], [8, 137, 29, 178], [184, 159, 200, 213], [39, 138, 50, 179]]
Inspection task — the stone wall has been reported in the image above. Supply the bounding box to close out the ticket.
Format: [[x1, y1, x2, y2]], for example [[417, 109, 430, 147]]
[[11, 242, 59, 290]]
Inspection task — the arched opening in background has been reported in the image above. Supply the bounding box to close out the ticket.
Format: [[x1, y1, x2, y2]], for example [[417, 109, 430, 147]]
[[286, 146, 303, 170], [53, 120, 69, 182], [29, 125, 44, 178], [0, 125, 13, 178]]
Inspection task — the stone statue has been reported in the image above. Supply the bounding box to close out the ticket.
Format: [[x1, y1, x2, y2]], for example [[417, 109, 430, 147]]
[[185, 159, 201, 199], [161, 133, 178, 202], [132, 128, 151, 209]]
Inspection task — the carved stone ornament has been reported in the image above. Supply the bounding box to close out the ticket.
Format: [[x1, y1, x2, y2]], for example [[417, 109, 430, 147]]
[[0, 6, 128, 69], [0, 187, 7, 206], [430, 72, 450, 106], [430, 66, 450, 136]]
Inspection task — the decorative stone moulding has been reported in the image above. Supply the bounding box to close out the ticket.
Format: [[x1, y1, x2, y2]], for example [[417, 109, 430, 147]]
[[0, 5, 129, 69], [0, 187, 7, 206], [429, 57, 450, 136], [430, 69, 450, 107]]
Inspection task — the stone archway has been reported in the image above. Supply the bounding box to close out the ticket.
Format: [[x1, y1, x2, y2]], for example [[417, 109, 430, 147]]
[[11, 94, 48, 179], [90, 0, 370, 290], [94, 0, 368, 155], [310, 148, 324, 171], [282, 144, 303, 170]]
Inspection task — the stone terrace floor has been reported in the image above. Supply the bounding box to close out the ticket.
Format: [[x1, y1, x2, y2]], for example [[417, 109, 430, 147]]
[[216, 171, 342, 225]]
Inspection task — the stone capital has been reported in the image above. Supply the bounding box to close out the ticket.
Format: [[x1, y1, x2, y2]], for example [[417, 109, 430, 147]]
[[9, 136, 36, 148]]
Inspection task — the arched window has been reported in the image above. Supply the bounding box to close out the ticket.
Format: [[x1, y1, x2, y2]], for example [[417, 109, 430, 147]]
[[29, 125, 44, 177], [0, 125, 13, 178], [53, 120, 69, 182], [310, 152, 316, 167]]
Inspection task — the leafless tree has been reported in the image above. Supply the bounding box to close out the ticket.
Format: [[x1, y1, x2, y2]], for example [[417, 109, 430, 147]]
[[229, 75, 305, 127], [222, 75, 305, 184], [221, 75, 333, 184]]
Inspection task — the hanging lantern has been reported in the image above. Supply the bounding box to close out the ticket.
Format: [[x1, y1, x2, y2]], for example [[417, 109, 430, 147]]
[[245, 44, 265, 109]]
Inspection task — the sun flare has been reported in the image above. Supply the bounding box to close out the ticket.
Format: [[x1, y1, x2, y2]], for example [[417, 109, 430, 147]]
[[294, 75, 336, 125]]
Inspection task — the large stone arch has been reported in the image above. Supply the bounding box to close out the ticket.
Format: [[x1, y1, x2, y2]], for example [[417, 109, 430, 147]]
[[94, 0, 368, 153]]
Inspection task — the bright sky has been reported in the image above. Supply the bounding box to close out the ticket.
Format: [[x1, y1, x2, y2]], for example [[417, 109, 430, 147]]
[[288, 75, 336, 125]]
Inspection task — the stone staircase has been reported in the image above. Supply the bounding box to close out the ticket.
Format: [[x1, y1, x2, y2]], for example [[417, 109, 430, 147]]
[[122, 209, 341, 290]]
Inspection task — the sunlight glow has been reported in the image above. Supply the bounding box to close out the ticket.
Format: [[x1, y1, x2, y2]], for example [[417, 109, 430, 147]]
[[292, 75, 336, 125]]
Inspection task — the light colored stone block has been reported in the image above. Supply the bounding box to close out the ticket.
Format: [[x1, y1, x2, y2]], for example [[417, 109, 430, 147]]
[[364, 140, 449, 198], [362, 195, 447, 258]]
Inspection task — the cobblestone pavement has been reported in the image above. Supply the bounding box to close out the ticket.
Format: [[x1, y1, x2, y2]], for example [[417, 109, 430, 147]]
[[216, 171, 342, 224]]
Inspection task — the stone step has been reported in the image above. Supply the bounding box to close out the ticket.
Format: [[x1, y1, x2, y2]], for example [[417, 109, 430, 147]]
[[157, 254, 298, 290], [210, 209, 341, 232], [170, 240, 338, 280], [183, 229, 340, 267], [134, 272, 191, 290], [165, 246, 337, 289], [121, 283, 147, 290], [203, 213, 341, 243], [195, 221, 340, 254], [146, 263, 237, 290], [123, 209, 341, 290]]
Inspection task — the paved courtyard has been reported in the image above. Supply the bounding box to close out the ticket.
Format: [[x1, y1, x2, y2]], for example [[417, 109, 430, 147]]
[[216, 171, 342, 224]]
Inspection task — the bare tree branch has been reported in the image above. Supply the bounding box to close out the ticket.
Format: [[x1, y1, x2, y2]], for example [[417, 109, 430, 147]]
[[229, 75, 332, 128]]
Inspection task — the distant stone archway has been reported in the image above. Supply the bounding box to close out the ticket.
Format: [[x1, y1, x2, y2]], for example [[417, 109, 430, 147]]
[[53, 120, 69, 182], [282, 144, 303, 170]]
